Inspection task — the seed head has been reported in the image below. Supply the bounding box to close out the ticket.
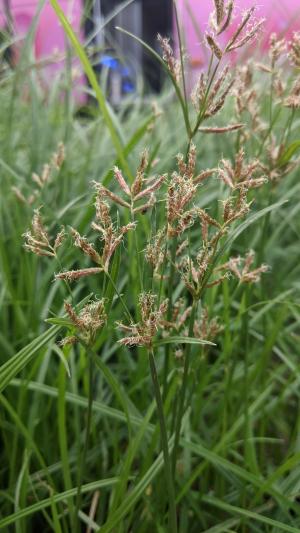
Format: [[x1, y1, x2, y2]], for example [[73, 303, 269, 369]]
[[288, 32, 300, 68], [64, 299, 107, 344], [157, 34, 181, 83], [118, 292, 168, 348], [206, 34, 223, 60]]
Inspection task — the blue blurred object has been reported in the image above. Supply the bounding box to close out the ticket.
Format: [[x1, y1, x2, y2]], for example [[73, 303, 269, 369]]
[[99, 54, 136, 96], [99, 55, 119, 70]]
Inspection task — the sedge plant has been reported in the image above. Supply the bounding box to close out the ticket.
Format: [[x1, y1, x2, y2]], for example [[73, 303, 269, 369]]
[[1, 0, 300, 531]]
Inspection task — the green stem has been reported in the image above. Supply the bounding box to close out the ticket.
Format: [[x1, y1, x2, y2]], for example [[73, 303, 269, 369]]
[[191, 57, 221, 138], [74, 354, 93, 532], [148, 349, 177, 533], [131, 207, 143, 292], [103, 268, 133, 323], [173, 0, 188, 105], [172, 299, 197, 476], [163, 235, 178, 399]]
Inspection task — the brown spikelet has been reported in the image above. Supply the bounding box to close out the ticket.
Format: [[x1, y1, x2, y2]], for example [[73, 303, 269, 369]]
[[288, 32, 300, 68], [11, 186, 27, 204], [206, 34, 223, 60], [114, 166, 131, 196], [55, 268, 103, 282], [191, 73, 207, 111], [64, 301, 84, 329], [41, 164, 51, 184], [198, 124, 244, 134], [96, 185, 130, 208], [194, 168, 216, 185], [133, 194, 156, 214], [210, 65, 230, 102], [225, 7, 256, 52], [217, 0, 234, 35], [227, 19, 265, 52], [134, 174, 165, 201], [205, 78, 234, 117], [213, 0, 225, 26], [70, 228, 101, 264], [157, 34, 181, 82], [118, 292, 168, 348], [32, 173, 43, 188], [54, 227, 66, 251], [197, 208, 221, 229], [52, 142, 65, 169]]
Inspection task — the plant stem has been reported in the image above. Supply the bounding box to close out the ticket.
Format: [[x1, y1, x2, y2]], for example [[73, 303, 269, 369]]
[[148, 349, 177, 533], [173, 0, 188, 105], [103, 268, 133, 323], [74, 353, 93, 532], [172, 299, 197, 476], [163, 235, 178, 400]]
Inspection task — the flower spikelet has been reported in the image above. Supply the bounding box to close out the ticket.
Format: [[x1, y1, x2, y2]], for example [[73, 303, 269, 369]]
[[23, 209, 65, 257], [64, 299, 107, 344], [117, 293, 168, 348], [157, 34, 181, 83]]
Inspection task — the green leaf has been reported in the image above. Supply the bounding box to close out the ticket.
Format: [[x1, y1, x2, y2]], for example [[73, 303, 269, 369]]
[[182, 439, 299, 516], [154, 336, 215, 347], [45, 317, 73, 327], [202, 495, 300, 533], [100, 439, 174, 532], [277, 140, 300, 167], [50, 0, 132, 180], [0, 478, 119, 529], [0, 325, 61, 393], [9, 379, 148, 430], [102, 115, 154, 186]]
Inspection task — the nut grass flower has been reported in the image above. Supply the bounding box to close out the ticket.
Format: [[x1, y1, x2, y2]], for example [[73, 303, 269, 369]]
[[157, 34, 181, 83], [217, 251, 269, 284], [98, 151, 166, 215], [15, 142, 65, 206], [55, 189, 136, 281], [288, 31, 300, 68], [23, 208, 65, 258], [117, 293, 168, 348], [63, 299, 107, 345]]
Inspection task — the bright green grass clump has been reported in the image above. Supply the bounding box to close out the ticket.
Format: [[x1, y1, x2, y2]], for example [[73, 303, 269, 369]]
[[1, 2, 300, 532]]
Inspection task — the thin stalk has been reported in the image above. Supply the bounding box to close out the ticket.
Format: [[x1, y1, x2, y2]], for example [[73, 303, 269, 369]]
[[162, 235, 178, 399], [116, 27, 192, 139], [58, 359, 75, 530], [74, 355, 94, 533], [256, 108, 282, 159], [172, 299, 197, 476], [103, 268, 133, 323], [279, 108, 296, 147], [191, 57, 221, 138], [241, 285, 250, 526], [173, 0, 188, 105], [131, 208, 143, 293], [148, 349, 177, 533]]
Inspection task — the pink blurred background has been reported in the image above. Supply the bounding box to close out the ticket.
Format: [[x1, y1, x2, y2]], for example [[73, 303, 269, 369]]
[[1, 0, 300, 99], [0, 0, 85, 101], [177, 0, 300, 80]]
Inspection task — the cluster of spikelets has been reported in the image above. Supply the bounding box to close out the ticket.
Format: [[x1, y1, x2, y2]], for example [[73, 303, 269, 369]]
[[23, 139, 269, 349], [233, 31, 300, 180], [12, 142, 65, 205], [61, 299, 107, 346], [23, 209, 65, 258], [22, 0, 300, 352], [117, 293, 169, 348]]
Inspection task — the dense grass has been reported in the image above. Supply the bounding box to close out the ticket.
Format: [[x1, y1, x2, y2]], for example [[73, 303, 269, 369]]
[[1, 4, 300, 532]]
